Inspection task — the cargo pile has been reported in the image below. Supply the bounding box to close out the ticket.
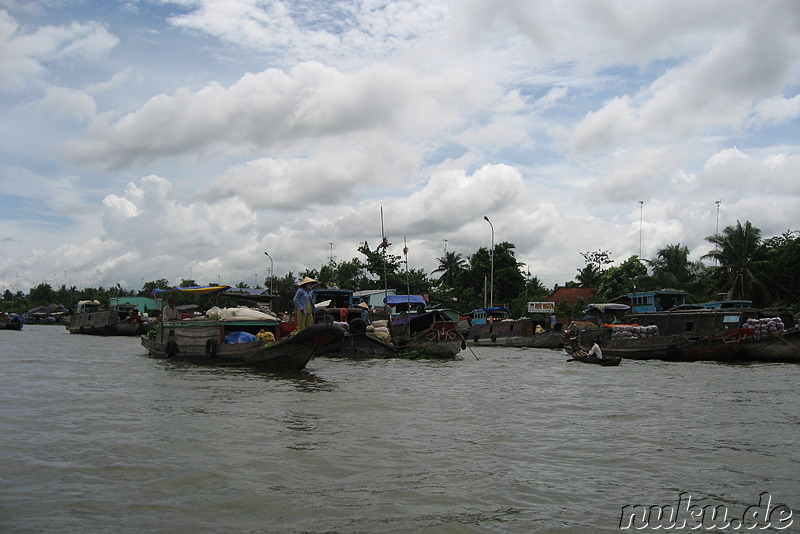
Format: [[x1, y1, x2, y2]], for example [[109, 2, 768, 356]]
[[611, 324, 659, 340], [743, 317, 785, 339]]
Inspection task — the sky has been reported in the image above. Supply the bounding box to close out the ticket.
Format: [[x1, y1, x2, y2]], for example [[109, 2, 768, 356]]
[[1, 0, 799, 295]]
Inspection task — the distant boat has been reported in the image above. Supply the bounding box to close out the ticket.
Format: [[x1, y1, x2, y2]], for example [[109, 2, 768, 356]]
[[466, 307, 563, 349], [1, 313, 23, 331], [66, 300, 151, 336], [565, 352, 622, 366], [141, 285, 344, 371], [384, 295, 463, 359], [737, 318, 800, 363], [567, 294, 799, 362], [141, 321, 344, 371]]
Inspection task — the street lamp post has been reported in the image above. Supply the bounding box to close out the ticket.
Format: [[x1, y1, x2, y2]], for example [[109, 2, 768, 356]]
[[264, 252, 273, 295], [638, 200, 644, 259], [484, 216, 494, 308]]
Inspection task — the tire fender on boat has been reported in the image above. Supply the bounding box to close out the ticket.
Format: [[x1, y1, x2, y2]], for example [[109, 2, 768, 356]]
[[205, 338, 217, 358], [165, 340, 178, 358], [473, 334, 480, 343], [491, 333, 497, 342]]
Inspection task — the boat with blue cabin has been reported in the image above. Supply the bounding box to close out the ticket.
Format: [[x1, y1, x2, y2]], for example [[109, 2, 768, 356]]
[[566, 290, 799, 362], [467, 305, 563, 349]]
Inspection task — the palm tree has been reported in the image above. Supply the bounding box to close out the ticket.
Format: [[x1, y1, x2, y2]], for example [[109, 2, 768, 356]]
[[701, 220, 772, 304], [646, 244, 698, 288], [432, 251, 467, 287]]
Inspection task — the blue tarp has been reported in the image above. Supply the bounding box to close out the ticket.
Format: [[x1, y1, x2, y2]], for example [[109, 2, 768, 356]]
[[469, 307, 511, 316], [225, 331, 258, 344], [384, 295, 427, 306]]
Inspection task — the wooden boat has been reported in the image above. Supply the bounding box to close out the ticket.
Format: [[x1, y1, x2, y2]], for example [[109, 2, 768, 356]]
[[66, 300, 151, 336], [333, 331, 399, 359], [1, 313, 23, 330], [738, 326, 800, 363], [566, 298, 800, 362], [140, 285, 344, 371], [467, 307, 563, 349], [384, 296, 463, 359], [568, 355, 622, 366], [389, 311, 463, 358], [141, 320, 344, 371], [566, 326, 755, 362], [564, 343, 622, 365]]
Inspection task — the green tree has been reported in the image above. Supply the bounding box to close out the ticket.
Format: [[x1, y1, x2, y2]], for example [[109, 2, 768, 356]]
[[357, 241, 401, 284], [701, 220, 772, 305], [28, 283, 55, 306], [432, 251, 467, 287], [596, 256, 648, 300], [457, 242, 524, 310], [761, 230, 800, 308], [576, 250, 613, 287], [646, 244, 694, 287]]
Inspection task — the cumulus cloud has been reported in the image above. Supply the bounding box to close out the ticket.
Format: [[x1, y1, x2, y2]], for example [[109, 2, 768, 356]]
[[0, 9, 118, 91], [64, 61, 490, 170]]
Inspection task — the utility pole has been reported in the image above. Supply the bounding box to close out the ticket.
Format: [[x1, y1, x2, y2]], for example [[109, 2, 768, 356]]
[[484, 216, 494, 308], [638, 201, 644, 259], [264, 252, 273, 295]]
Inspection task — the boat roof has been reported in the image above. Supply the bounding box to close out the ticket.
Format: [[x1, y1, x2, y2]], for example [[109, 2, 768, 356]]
[[468, 306, 511, 316], [385, 294, 427, 306], [584, 303, 631, 313], [153, 285, 231, 297]]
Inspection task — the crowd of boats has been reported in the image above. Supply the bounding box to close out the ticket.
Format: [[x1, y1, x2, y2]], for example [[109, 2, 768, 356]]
[[3, 286, 798, 372]]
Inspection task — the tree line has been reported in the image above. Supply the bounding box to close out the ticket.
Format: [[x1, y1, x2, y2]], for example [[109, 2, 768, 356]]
[[3, 220, 798, 319]]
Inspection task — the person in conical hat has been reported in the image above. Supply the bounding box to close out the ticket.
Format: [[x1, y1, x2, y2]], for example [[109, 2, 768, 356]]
[[293, 277, 317, 332], [357, 301, 371, 325]]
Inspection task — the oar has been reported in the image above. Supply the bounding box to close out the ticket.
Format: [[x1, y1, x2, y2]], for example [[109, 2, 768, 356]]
[[457, 331, 479, 360]]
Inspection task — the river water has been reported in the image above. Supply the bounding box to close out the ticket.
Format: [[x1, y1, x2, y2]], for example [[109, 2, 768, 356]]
[[1, 325, 797, 533]]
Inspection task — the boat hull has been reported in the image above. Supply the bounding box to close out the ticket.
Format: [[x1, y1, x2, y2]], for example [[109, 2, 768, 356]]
[[141, 323, 344, 371], [566, 328, 751, 362], [468, 320, 563, 349], [326, 332, 399, 359], [390, 317, 463, 359], [1, 318, 23, 331], [67, 309, 150, 336], [738, 328, 800, 363], [568, 355, 622, 366]]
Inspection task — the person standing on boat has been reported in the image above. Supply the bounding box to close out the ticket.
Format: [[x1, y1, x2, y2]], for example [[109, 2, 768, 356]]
[[293, 277, 317, 332], [357, 302, 371, 325], [162, 297, 181, 321]]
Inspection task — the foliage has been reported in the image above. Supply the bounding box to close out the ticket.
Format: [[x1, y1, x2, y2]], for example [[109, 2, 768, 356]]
[[701, 220, 773, 306], [576, 250, 613, 287], [762, 231, 800, 307], [357, 241, 401, 281], [432, 251, 467, 287], [595, 256, 648, 301]]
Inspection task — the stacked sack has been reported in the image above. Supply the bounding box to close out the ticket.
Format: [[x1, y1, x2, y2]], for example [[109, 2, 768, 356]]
[[611, 324, 659, 340], [367, 320, 391, 341], [743, 317, 784, 339]]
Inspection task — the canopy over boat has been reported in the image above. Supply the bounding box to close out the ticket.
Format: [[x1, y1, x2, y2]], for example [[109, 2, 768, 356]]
[[583, 303, 630, 313], [385, 295, 427, 306], [153, 285, 231, 297], [468, 306, 511, 317]]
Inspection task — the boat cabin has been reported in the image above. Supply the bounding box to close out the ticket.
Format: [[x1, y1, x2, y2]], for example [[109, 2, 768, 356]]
[[700, 300, 753, 309], [611, 289, 688, 313], [384, 294, 428, 320], [468, 307, 511, 326]]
